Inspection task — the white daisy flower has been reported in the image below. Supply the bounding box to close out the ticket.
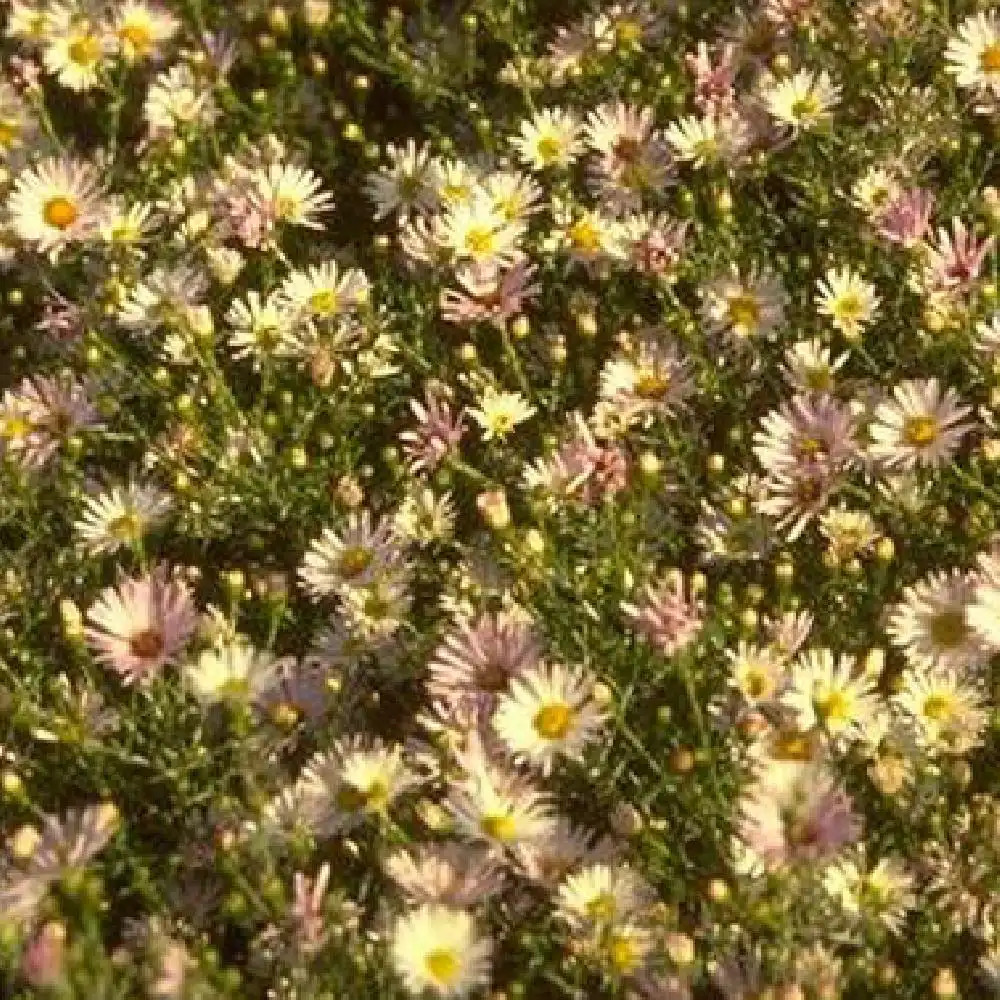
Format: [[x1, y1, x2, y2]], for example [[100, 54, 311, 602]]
[[815, 266, 880, 340], [763, 68, 841, 129], [75, 482, 172, 555], [511, 107, 584, 170]]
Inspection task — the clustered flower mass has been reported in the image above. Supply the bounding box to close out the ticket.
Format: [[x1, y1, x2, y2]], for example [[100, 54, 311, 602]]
[[6, 0, 1000, 997]]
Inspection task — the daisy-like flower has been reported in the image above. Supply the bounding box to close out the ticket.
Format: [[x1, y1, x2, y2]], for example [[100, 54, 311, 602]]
[[782, 649, 879, 741], [888, 569, 988, 673], [432, 158, 482, 209], [19, 802, 120, 888], [818, 506, 879, 564], [0, 374, 100, 470], [815, 266, 880, 340], [701, 266, 788, 348], [823, 852, 916, 934], [868, 379, 973, 470], [753, 393, 858, 478], [301, 737, 416, 835], [493, 662, 606, 772], [400, 388, 467, 475], [738, 760, 861, 869], [850, 166, 901, 220], [969, 573, 1000, 648], [385, 844, 504, 907], [251, 162, 334, 230], [224, 291, 297, 362], [183, 639, 279, 706], [429, 612, 540, 704], [511, 107, 584, 170], [598, 333, 693, 419], [557, 206, 627, 262], [113, 0, 179, 61], [391, 904, 492, 998], [299, 512, 401, 598], [366, 140, 440, 219], [484, 170, 544, 223], [780, 339, 848, 393], [727, 641, 788, 706], [75, 482, 172, 555], [555, 863, 655, 930], [945, 12, 1000, 98], [762, 68, 841, 129], [469, 387, 536, 441], [440, 190, 525, 266], [277, 260, 370, 327], [446, 756, 555, 848], [622, 573, 703, 657], [117, 264, 209, 335], [440, 256, 540, 330], [84, 567, 198, 685], [143, 64, 217, 139], [664, 112, 750, 168], [7, 1, 56, 43], [893, 666, 988, 755], [42, 12, 112, 91], [514, 817, 619, 888], [7, 157, 106, 257], [0, 81, 36, 164], [876, 187, 934, 248]]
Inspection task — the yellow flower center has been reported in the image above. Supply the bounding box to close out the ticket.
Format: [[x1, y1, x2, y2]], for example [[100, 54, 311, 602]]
[[726, 293, 761, 332], [107, 511, 142, 541], [569, 218, 601, 252], [929, 609, 968, 649], [335, 778, 388, 813], [772, 730, 815, 761], [43, 196, 79, 230], [634, 369, 669, 399], [536, 135, 563, 163], [119, 22, 153, 55], [834, 293, 864, 321], [274, 194, 300, 220], [742, 667, 771, 700], [480, 811, 517, 842], [790, 94, 821, 121], [0, 119, 21, 148], [1, 414, 33, 440], [902, 415, 939, 447], [922, 693, 955, 722], [338, 545, 374, 579], [533, 702, 573, 740], [464, 225, 495, 256], [309, 289, 338, 315], [615, 18, 642, 45], [607, 932, 640, 972], [814, 688, 852, 725], [425, 948, 461, 986], [68, 34, 102, 67], [585, 890, 617, 922], [981, 43, 1000, 74]]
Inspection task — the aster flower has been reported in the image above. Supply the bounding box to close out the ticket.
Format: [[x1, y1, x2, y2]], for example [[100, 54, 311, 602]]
[[484, 170, 544, 222], [511, 107, 584, 170], [0, 374, 100, 470], [893, 667, 988, 755], [183, 638, 280, 706], [780, 339, 848, 393], [366, 139, 440, 219], [143, 64, 217, 139], [738, 760, 861, 869], [300, 737, 416, 835], [84, 566, 198, 684], [781, 649, 880, 741], [868, 379, 973, 470], [7, 157, 106, 258], [701, 266, 787, 349], [469, 387, 536, 441], [664, 112, 750, 168], [823, 851, 916, 934], [299, 511, 401, 598], [727, 642, 788, 707], [888, 570, 989, 672], [224, 290, 298, 362], [290, 863, 331, 957], [390, 904, 492, 998], [439, 256, 540, 329], [919, 217, 995, 294], [514, 817, 620, 888], [113, 1, 179, 61], [622, 573, 704, 657], [598, 333, 693, 419], [753, 393, 858, 477], [75, 481, 172, 555], [400, 388, 467, 474], [385, 844, 504, 906], [685, 41, 738, 113], [815, 266, 880, 340], [762, 68, 841, 129], [250, 162, 334, 231], [945, 12, 1000, 99], [493, 662, 607, 772], [555, 862, 655, 930], [623, 212, 689, 275], [428, 612, 540, 704], [42, 12, 112, 91], [819, 505, 879, 564], [755, 463, 841, 540], [876, 187, 934, 248], [440, 190, 525, 266]]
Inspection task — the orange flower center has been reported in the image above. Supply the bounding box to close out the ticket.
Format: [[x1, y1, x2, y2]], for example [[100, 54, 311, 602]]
[[43, 197, 79, 230]]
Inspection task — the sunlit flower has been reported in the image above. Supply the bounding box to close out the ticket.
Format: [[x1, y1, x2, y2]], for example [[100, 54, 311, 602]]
[[763, 68, 840, 129], [945, 12, 1000, 97], [815, 266, 880, 339], [893, 667, 988, 755], [701, 266, 787, 348], [469, 387, 536, 441], [823, 851, 916, 934], [75, 482, 172, 555], [512, 107, 584, 170], [782, 649, 879, 741]]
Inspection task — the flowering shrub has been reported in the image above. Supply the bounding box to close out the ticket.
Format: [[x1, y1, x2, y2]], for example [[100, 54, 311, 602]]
[[5, 1, 1000, 998]]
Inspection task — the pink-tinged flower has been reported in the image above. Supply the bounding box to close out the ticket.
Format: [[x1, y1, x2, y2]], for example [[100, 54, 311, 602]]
[[428, 611, 541, 703], [0, 374, 100, 469], [625, 214, 689, 275], [622, 574, 704, 657], [21, 922, 66, 988], [756, 464, 841, 541], [84, 567, 198, 684], [920, 217, 995, 293], [36, 291, 85, 345], [876, 187, 934, 248], [439, 256, 540, 330], [738, 760, 861, 868], [513, 816, 621, 888], [868, 379, 973, 470], [399, 388, 466, 475], [753, 393, 858, 478], [385, 844, 504, 906], [685, 41, 738, 113], [524, 413, 629, 507], [291, 863, 331, 956]]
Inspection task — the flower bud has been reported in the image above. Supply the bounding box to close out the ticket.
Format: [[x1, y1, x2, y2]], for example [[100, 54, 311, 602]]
[[477, 489, 510, 530]]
